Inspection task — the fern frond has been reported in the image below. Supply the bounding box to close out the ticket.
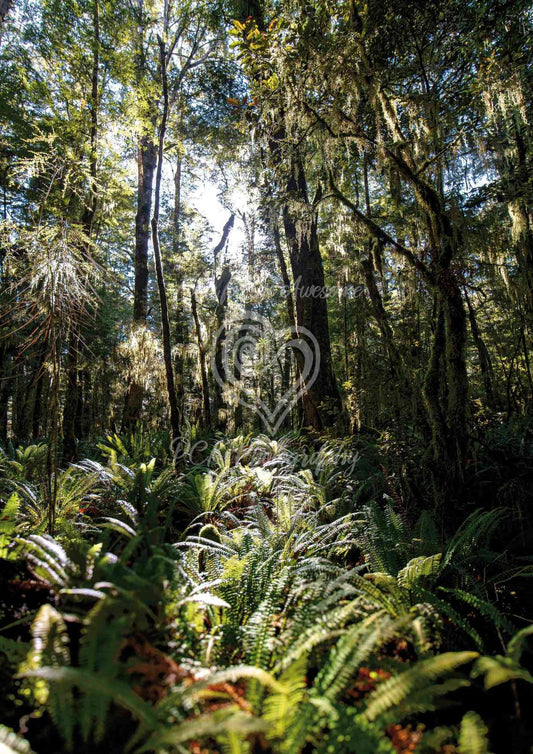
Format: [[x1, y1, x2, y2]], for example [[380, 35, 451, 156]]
[[138, 709, 268, 753], [398, 554, 442, 589], [261, 654, 308, 745], [362, 651, 479, 722], [458, 710, 492, 754], [506, 623, 533, 665], [21, 666, 157, 732]]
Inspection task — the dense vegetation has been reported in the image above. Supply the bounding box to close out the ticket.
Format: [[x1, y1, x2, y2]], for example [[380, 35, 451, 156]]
[[0, 0, 532, 752]]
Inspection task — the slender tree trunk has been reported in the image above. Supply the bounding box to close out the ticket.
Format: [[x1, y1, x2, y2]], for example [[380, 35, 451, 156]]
[[509, 126, 533, 327], [361, 160, 409, 417], [440, 271, 469, 470], [361, 254, 410, 413], [81, 369, 93, 438], [151, 36, 180, 445], [190, 289, 211, 428], [465, 290, 498, 410], [212, 214, 234, 431], [123, 7, 158, 431], [272, 220, 295, 328], [12, 356, 25, 441], [62, 0, 99, 462], [0, 344, 11, 443], [133, 136, 156, 325], [173, 155, 186, 423], [213, 267, 230, 431], [423, 301, 448, 463], [62, 342, 78, 462], [272, 219, 300, 429], [32, 349, 46, 439]]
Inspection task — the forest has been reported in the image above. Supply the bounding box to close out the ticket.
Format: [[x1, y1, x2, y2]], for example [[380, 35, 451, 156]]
[[0, 0, 532, 751]]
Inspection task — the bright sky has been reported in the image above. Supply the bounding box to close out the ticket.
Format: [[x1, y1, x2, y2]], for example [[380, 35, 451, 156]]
[[190, 176, 248, 263]]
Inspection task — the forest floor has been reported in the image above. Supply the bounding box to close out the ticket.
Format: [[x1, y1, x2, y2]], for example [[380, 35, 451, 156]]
[[0, 428, 532, 753]]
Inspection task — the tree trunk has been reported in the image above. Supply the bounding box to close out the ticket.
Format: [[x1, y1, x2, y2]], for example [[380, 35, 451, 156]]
[[123, 0, 158, 432], [29, 344, 47, 440], [281, 154, 343, 430], [465, 290, 498, 410], [212, 214, 234, 431], [173, 155, 186, 423], [123, 135, 157, 430], [62, 0, 99, 461], [62, 337, 79, 462], [0, 343, 12, 443], [134, 136, 156, 324], [151, 36, 180, 446], [190, 289, 211, 428], [361, 253, 410, 416], [272, 219, 300, 429]]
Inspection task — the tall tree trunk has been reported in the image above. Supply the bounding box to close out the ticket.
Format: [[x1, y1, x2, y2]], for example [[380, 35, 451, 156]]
[[423, 301, 448, 464], [272, 219, 300, 429], [133, 136, 156, 325], [360, 160, 410, 418], [123, 135, 157, 430], [62, 337, 79, 462], [81, 369, 93, 438], [272, 220, 295, 328], [0, 344, 11, 443], [281, 154, 343, 430], [465, 290, 498, 410], [361, 254, 410, 415], [508, 125, 533, 328], [62, 0, 99, 462], [151, 36, 180, 445], [31, 347, 46, 439], [212, 214, 234, 431], [190, 289, 211, 428], [173, 155, 186, 423]]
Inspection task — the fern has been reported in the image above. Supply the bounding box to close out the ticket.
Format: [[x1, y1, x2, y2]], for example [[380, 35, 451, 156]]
[[458, 711, 492, 754], [398, 554, 442, 589], [315, 708, 395, 754], [0, 493, 20, 557], [261, 655, 308, 746], [362, 651, 479, 722], [139, 709, 267, 753], [473, 625, 533, 690], [20, 604, 75, 748], [21, 666, 157, 734]]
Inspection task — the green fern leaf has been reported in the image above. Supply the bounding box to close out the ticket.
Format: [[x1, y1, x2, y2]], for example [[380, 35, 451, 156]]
[[458, 711, 492, 753], [363, 651, 479, 722]]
